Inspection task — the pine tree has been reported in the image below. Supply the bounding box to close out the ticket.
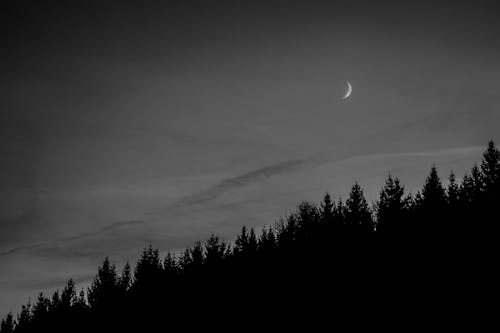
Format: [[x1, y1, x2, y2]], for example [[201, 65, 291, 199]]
[[376, 174, 405, 233], [234, 226, 249, 257], [163, 253, 179, 282], [49, 291, 61, 313], [421, 166, 446, 207], [320, 193, 334, 224], [72, 289, 88, 312], [258, 226, 276, 256], [190, 241, 204, 268], [31, 293, 50, 328], [60, 279, 76, 310], [247, 228, 258, 258], [15, 303, 32, 333], [87, 257, 118, 309], [205, 234, 228, 267], [118, 262, 132, 294], [0, 313, 14, 333], [333, 198, 346, 227], [447, 172, 460, 207], [297, 201, 320, 235], [415, 166, 447, 234], [481, 140, 500, 196], [345, 182, 373, 232], [133, 246, 163, 292]]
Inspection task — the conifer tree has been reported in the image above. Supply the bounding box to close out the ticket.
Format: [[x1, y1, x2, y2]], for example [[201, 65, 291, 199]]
[[190, 241, 204, 268], [133, 246, 163, 292], [31, 293, 50, 328], [60, 279, 76, 310], [0, 312, 14, 333], [333, 198, 346, 227], [15, 303, 32, 333], [258, 226, 276, 256], [118, 262, 132, 294], [87, 257, 118, 309], [234, 226, 249, 256], [481, 140, 500, 195], [345, 182, 373, 232], [163, 253, 179, 282], [376, 174, 405, 233], [320, 193, 334, 224], [247, 228, 258, 258], [421, 166, 446, 208], [447, 172, 460, 206], [73, 290, 88, 313], [49, 291, 60, 314], [417, 166, 447, 232], [205, 234, 228, 267], [297, 202, 320, 234]]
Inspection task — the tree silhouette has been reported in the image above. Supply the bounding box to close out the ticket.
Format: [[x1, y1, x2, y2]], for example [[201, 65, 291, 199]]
[[320, 193, 334, 224], [421, 166, 446, 207], [15, 303, 31, 333], [87, 257, 118, 310], [376, 174, 405, 234], [258, 225, 276, 257], [481, 140, 500, 193], [415, 166, 447, 234], [132, 246, 163, 295], [3, 140, 500, 332], [204, 234, 229, 267], [345, 182, 373, 233], [0, 313, 14, 333], [234, 225, 249, 257]]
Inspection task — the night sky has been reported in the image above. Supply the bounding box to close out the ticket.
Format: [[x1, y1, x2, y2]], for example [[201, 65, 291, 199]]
[[2, 0, 500, 313]]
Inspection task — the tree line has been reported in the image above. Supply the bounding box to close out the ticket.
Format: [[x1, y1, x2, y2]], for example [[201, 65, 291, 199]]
[[2, 141, 499, 331]]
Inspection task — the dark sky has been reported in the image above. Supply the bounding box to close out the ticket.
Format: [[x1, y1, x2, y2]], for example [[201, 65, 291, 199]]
[[1, 0, 500, 313]]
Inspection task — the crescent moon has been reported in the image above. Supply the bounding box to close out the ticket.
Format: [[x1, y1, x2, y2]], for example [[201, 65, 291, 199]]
[[342, 81, 352, 100]]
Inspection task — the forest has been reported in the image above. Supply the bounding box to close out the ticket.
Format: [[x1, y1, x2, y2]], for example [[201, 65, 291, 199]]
[[1, 141, 498, 331]]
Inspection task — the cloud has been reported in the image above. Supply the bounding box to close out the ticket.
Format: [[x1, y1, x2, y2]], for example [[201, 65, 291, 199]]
[[160, 145, 485, 214], [0, 219, 145, 258], [162, 153, 327, 212]]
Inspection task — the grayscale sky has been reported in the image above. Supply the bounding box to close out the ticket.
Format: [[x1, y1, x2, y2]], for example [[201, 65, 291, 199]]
[[1, 0, 500, 314]]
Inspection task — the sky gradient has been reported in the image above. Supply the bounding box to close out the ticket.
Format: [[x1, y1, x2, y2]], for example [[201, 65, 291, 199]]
[[1, 0, 500, 314]]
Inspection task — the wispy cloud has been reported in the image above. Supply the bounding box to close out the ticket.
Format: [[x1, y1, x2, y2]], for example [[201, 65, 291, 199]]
[[160, 145, 485, 213], [0, 219, 145, 258]]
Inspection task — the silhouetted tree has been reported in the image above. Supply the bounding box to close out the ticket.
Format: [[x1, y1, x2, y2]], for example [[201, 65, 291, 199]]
[[258, 226, 276, 257], [320, 193, 334, 224], [421, 166, 446, 207], [87, 257, 118, 309], [481, 141, 500, 192], [234, 226, 249, 257], [15, 303, 31, 333], [133, 246, 163, 293], [30, 293, 50, 329], [118, 262, 132, 294], [296, 201, 320, 241], [4, 140, 500, 332], [49, 291, 60, 314], [0, 313, 14, 333], [60, 279, 76, 310], [345, 182, 373, 233], [447, 172, 460, 206], [376, 174, 405, 234], [163, 253, 179, 283], [204, 234, 228, 267], [416, 166, 447, 233], [333, 198, 346, 228], [72, 290, 88, 313], [247, 228, 258, 258]]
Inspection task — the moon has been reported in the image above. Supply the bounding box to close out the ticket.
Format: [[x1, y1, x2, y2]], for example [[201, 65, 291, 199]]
[[342, 81, 352, 100]]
